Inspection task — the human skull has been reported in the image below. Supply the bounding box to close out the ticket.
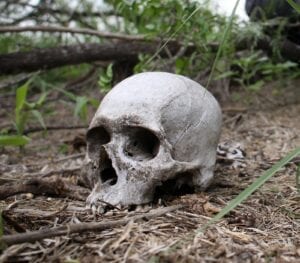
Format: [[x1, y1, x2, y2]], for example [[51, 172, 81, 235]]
[[83, 72, 222, 209]]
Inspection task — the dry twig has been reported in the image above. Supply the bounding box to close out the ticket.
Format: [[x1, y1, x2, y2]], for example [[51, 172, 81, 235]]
[[0, 177, 89, 201], [0, 25, 147, 41], [0, 205, 183, 246]]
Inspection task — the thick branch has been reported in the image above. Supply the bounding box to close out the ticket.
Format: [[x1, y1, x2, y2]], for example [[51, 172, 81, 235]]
[[0, 41, 185, 75], [0, 205, 183, 246], [0, 36, 299, 75]]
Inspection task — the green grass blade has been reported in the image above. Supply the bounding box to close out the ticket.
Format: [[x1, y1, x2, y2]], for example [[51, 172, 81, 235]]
[[206, 0, 240, 88], [198, 147, 300, 233], [74, 96, 88, 121], [55, 87, 77, 101], [15, 81, 29, 111], [0, 135, 30, 146], [36, 92, 48, 107], [15, 82, 29, 134], [31, 110, 46, 130], [145, 4, 203, 66], [286, 0, 300, 13]]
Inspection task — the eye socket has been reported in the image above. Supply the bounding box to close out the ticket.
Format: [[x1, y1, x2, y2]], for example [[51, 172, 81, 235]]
[[86, 126, 110, 155], [124, 127, 160, 161]]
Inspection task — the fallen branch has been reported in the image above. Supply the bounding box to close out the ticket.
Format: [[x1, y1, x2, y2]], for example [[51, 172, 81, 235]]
[[0, 41, 191, 75], [0, 34, 299, 75], [0, 204, 183, 246], [0, 25, 147, 41], [0, 177, 89, 201]]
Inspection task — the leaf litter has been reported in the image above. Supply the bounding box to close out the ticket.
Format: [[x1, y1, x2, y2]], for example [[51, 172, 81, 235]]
[[0, 92, 299, 262]]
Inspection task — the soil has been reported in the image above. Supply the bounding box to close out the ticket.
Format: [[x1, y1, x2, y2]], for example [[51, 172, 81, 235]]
[[0, 82, 299, 262]]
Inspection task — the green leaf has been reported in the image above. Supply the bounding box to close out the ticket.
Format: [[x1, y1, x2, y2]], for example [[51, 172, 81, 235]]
[[99, 75, 111, 85], [36, 92, 48, 107], [89, 98, 100, 108], [55, 87, 77, 101], [15, 112, 28, 136], [175, 58, 188, 74], [198, 147, 300, 233], [0, 135, 30, 146], [15, 80, 32, 135], [248, 80, 265, 92], [206, 0, 241, 88], [15, 81, 29, 111], [74, 96, 88, 121], [106, 63, 113, 79], [31, 110, 46, 130], [286, 0, 300, 13], [98, 63, 114, 92], [214, 70, 236, 80]]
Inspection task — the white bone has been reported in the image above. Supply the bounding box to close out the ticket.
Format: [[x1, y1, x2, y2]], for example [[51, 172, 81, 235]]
[[83, 72, 222, 207]]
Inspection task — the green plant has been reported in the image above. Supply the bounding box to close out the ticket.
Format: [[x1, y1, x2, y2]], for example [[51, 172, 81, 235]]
[[217, 51, 298, 92], [14, 80, 47, 135], [207, 0, 241, 88], [108, 0, 229, 78], [58, 143, 69, 154], [231, 51, 267, 90], [0, 79, 48, 147], [0, 135, 30, 147], [286, 0, 300, 13], [55, 87, 98, 123], [98, 63, 113, 92]]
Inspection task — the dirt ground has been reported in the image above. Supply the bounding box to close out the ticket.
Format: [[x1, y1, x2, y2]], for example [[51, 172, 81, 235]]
[[0, 83, 299, 262]]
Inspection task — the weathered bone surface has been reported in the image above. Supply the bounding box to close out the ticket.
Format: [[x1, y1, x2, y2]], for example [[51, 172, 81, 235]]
[[82, 72, 222, 208]]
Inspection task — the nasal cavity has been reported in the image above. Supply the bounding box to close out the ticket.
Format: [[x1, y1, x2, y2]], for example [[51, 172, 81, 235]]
[[99, 150, 118, 185]]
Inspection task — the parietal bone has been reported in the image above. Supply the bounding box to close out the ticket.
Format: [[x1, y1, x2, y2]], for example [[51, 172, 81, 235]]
[[82, 72, 222, 209]]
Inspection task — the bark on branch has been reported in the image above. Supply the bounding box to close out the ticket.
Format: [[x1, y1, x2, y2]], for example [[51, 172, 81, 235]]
[[0, 36, 299, 75], [0, 41, 187, 75]]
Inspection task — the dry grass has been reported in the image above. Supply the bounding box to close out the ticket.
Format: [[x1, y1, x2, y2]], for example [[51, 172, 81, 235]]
[[0, 91, 299, 262]]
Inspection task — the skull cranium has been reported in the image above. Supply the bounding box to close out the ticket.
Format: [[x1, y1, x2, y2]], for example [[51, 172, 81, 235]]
[[82, 72, 222, 208]]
